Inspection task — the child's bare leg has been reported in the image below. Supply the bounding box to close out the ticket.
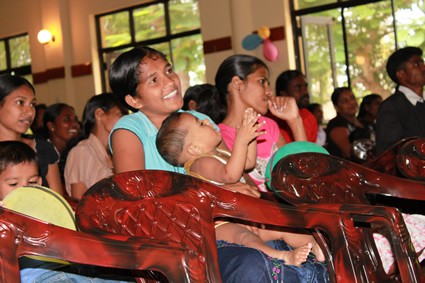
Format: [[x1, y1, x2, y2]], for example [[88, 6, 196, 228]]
[[215, 222, 312, 266], [257, 229, 326, 262]]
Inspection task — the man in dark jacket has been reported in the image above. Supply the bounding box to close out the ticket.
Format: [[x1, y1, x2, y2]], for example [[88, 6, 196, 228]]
[[375, 46, 425, 154]]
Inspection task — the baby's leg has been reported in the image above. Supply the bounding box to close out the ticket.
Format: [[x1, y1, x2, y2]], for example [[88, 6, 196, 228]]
[[257, 229, 326, 262], [215, 222, 312, 266]]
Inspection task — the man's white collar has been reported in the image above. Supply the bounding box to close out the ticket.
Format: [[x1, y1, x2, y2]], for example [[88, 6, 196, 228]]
[[399, 85, 424, 105]]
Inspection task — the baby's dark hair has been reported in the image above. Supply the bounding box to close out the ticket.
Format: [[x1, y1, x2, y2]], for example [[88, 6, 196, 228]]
[[156, 111, 189, 166], [0, 141, 37, 174]]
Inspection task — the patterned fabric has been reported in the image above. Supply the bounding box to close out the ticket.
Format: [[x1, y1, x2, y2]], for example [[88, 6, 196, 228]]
[[373, 213, 425, 272], [217, 240, 329, 283]]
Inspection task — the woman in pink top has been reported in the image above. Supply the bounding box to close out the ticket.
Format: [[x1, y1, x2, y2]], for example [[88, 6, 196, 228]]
[[215, 54, 306, 191]]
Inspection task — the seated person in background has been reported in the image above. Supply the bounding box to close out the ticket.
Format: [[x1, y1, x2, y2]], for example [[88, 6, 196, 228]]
[[30, 103, 47, 138], [307, 103, 326, 146], [156, 110, 325, 266], [0, 140, 134, 282], [182, 83, 227, 124], [350, 94, 383, 161], [376, 46, 425, 154], [65, 93, 126, 200], [326, 87, 374, 162], [357, 94, 382, 130], [268, 70, 318, 143], [43, 103, 81, 183], [357, 94, 382, 141], [0, 74, 62, 195]]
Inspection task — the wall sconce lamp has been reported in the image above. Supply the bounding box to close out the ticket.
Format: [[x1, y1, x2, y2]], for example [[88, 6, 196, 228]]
[[37, 29, 55, 44]]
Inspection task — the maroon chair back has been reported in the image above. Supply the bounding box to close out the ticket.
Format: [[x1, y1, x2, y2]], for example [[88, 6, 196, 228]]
[[77, 171, 218, 282], [363, 137, 418, 176], [271, 152, 425, 282], [396, 137, 425, 181], [0, 207, 194, 283], [75, 169, 425, 282], [362, 137, 418, 177]]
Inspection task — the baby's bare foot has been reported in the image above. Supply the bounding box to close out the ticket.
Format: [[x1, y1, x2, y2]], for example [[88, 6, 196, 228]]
[[280, 243, 312, 266], [312, 243, 326, 262]]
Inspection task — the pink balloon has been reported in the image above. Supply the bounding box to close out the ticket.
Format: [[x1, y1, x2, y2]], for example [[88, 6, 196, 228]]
[[263, 39, 278, 62]]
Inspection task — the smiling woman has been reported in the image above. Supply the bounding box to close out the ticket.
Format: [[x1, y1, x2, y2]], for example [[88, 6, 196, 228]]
[[0, 74, 63, 195], [108, 46, 189, 174], [43, 103, 81, 184]]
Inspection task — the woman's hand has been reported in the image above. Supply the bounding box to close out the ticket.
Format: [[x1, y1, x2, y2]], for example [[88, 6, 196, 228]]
[[268, 96, 300, 121], [268, 96, 307, 142]]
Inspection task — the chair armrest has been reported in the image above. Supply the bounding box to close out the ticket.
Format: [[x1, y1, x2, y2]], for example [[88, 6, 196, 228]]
[[0, 207, 193, 283]]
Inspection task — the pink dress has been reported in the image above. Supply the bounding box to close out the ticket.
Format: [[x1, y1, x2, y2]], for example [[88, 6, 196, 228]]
[[219, 116, 280, 191]]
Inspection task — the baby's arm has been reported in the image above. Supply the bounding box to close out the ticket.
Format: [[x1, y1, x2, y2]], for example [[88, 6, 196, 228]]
[[224, 108, 264, 181], [244, 109, 261, 170], [191, 108, 264, 184]]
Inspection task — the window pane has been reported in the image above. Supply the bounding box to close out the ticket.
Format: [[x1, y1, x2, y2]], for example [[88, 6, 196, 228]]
[[149, 42, 171, 58], [23, 74, 33, 85], [344, 2, 394, 98], [169, 0, 200, 34], [134, 3, 166, 41], [100, 11, 131, 48], [299, 10, 342, 121], [10, 35, 31, 68], [295, 0, 336, 10], [171, 34, 205, 92], [394, 0, 425, 50], [0, 41, 6, 71], [103, 48, 132, 91]]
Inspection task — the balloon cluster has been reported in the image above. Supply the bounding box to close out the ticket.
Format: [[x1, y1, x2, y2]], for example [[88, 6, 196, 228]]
[[242, 26, 278, 62]]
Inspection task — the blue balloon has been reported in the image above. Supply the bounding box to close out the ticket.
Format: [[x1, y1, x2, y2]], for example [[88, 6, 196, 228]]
[[265, 141, 329, 189], [242, 34, 263, 50]]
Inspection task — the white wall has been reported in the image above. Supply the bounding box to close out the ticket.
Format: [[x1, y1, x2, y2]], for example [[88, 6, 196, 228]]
[[0, 0, 293, 116], [200, 0, 293, 88]]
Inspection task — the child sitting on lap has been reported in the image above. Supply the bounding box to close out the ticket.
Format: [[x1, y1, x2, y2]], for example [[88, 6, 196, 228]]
[[156, 109, 325, 266]]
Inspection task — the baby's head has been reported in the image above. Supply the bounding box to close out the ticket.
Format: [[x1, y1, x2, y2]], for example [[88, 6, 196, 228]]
[[0, 141, 40, 200], [157, 112, 221, 166]]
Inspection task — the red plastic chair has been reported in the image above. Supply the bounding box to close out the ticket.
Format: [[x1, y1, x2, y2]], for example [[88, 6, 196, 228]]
[[0, 206, 196, 283], [396, 137, 425, 181], [363, 137, 418, 176], [75, 169, 418, 282], [271, 152, 425, 282]]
